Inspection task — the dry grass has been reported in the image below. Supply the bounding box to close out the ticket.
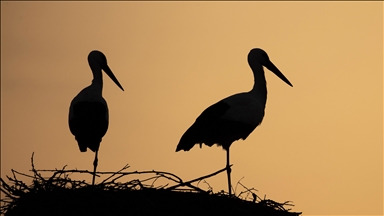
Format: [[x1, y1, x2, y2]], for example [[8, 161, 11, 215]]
[[1, 154, 301, 216]]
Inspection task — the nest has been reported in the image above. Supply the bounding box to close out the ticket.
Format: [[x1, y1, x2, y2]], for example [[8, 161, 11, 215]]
[[1, 154, 301, 216]]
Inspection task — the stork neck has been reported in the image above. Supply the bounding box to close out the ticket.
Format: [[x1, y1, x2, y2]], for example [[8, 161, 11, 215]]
[[90, 66, 103, 92], [249, 62, 267, 101]]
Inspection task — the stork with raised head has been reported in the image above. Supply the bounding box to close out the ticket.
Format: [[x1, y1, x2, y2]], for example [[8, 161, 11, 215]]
[[69, 50, 124, 185], [176, 48, 292, 196]]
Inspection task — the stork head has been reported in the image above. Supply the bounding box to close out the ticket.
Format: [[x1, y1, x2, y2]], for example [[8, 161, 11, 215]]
[[88, 50, 124, 91], [248, 48, 271, 66], [88, 50, 108, 66], [248, 48, 293, 87]]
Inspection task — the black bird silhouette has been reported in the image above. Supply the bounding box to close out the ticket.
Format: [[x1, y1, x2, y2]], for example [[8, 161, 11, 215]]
[[69, 50, 124, 185], [176, 48, 293, 196]]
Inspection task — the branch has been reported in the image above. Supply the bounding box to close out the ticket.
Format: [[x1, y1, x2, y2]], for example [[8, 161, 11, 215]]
[[167, 165, 231, 191], [101, 164, 130, 184], [236, 180, 259, 202]]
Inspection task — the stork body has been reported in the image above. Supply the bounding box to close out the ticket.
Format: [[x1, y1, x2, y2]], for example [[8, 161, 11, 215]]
[[69, 50, 124, 185], [176, 48, 292, 196]]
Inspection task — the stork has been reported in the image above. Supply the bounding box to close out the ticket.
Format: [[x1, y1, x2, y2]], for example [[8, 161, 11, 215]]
[[176, 48, 292, 196], [68, 50, 124, 185]]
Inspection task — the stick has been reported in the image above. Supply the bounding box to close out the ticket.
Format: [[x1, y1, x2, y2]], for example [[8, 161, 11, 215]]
[[167, 165, 232, 191]]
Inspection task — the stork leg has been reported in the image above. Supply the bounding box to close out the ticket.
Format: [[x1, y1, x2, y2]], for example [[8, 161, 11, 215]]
[[92, 150, 98, 185], [226, 148, 232, 197]]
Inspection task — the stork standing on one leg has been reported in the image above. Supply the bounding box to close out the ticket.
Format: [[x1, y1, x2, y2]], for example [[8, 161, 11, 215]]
[[69, 50, 124, 185], [176, 48, 292, 196]]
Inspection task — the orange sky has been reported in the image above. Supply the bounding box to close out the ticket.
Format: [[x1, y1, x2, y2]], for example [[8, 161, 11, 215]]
[[1, 2, 382, 215]]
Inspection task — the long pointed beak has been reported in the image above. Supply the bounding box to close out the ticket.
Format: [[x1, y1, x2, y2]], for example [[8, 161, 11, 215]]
[[103, 65, 124, 91], [265, 61, 293, 87]]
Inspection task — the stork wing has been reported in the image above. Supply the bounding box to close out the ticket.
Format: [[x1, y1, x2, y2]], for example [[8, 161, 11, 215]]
[[196, 101, 230, 122]]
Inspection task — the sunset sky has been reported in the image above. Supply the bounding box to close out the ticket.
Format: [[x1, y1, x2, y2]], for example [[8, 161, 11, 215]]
[[1, 2, 382, 215]]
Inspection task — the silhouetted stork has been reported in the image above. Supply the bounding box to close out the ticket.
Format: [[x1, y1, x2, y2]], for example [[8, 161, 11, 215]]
[[176, 48, 292, 196], [69, 50, 124, 185]]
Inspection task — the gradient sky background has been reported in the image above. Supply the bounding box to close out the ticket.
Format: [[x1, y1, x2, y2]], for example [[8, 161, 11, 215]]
[[1, 2, 382, 215]]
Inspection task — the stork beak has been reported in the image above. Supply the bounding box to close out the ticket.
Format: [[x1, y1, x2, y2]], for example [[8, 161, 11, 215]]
[[265, 61, 293, 87], [103, 65, 124, 91]]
